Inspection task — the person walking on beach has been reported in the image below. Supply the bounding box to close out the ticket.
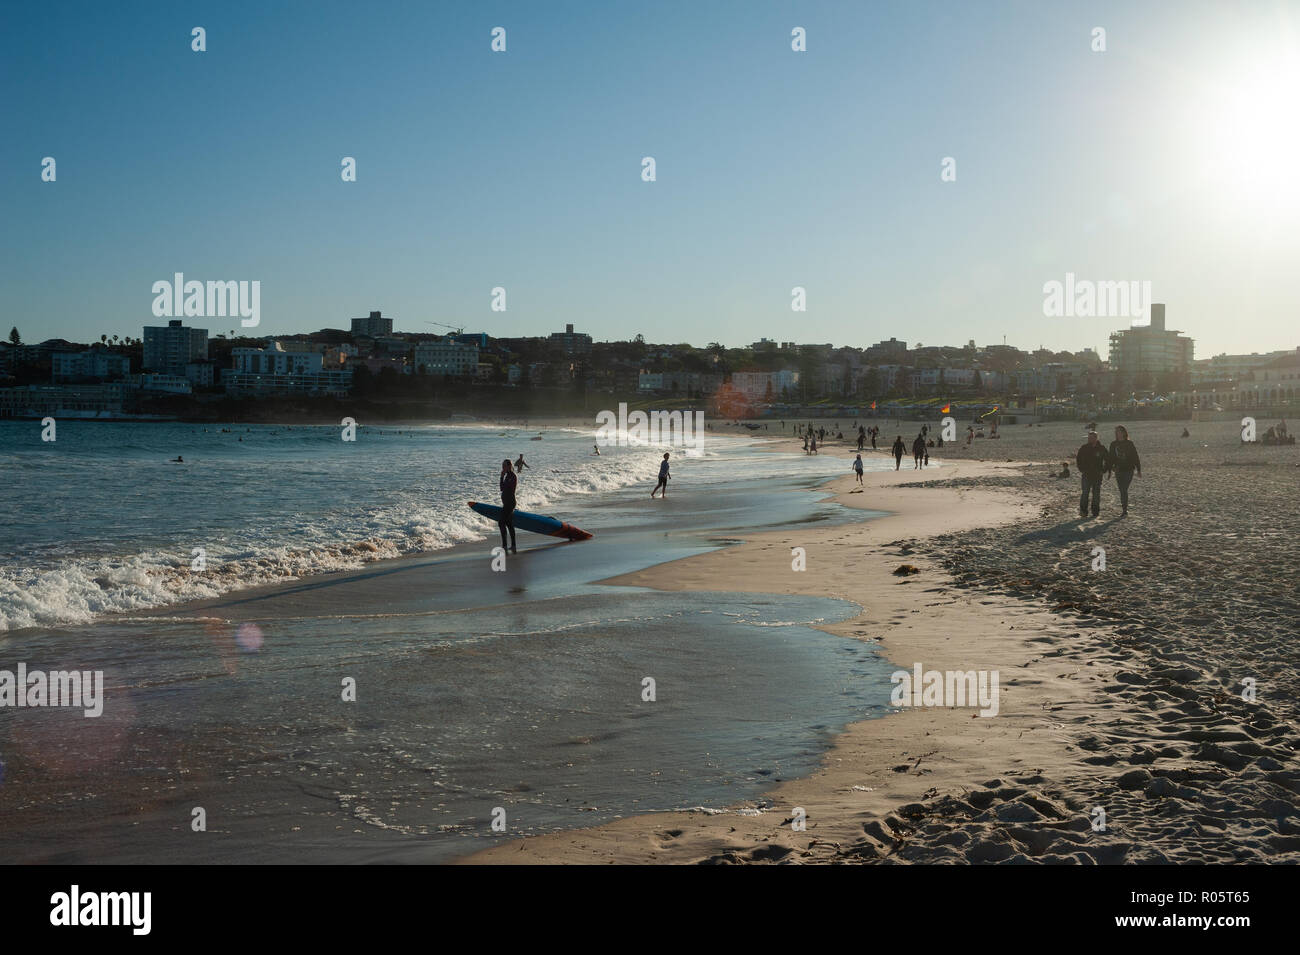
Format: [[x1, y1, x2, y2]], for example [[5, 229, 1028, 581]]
[[1075, 431, 1111, 519], [870, 427, 878, 450], [912, 433, 925, 469], [1108, 425, 1141, 517], [892, 435, 905, 470], [651, 452, 670, 498], [803, 435, 810, 454], [498, 458, 518, 553], [810, 435, 818, 454], [853, 453, 864, 485]]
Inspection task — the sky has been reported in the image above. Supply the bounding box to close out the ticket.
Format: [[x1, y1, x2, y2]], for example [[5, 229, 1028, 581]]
[[3, 0, 1299, 358]]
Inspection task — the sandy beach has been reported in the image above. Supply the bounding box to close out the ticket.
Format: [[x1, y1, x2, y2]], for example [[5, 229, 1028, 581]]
[[466, 421, 1300, 863]]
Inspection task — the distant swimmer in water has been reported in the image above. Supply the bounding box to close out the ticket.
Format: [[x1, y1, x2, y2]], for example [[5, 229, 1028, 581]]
[[592, 444, 601, 455], [514, 454, 530, 473], [651, 452, 670, 498], [171, 456, 184, 463]]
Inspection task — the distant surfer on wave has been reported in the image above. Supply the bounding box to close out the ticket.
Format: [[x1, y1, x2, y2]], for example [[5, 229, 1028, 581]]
[[498, 458, 518, 553]]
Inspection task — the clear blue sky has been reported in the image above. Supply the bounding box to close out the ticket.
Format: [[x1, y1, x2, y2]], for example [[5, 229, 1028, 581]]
[[3, 0, 1298, 357]]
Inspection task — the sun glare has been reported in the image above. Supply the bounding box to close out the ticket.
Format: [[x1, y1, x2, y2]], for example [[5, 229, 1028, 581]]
[[1208, 52, 1300, 207]]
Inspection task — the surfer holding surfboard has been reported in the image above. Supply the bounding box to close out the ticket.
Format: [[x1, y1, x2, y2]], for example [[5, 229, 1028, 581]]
[[467, 456, 595, 545], [498, 458, 518, 553]]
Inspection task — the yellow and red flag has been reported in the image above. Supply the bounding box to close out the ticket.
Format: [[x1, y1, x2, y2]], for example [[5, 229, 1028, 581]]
[[941, 404, 950, 413], [870, 400, 876, 409]]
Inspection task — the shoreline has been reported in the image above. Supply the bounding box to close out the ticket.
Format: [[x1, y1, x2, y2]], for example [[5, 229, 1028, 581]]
[[462, 426, 1300, 864], [460, 458, 1138, 864]]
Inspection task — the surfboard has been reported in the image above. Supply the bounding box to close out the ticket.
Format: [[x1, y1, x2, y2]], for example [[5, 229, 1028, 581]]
[[467, 501, 594, 541]]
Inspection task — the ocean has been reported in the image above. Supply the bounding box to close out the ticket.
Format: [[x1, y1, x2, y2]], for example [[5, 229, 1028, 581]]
[[0, 419, 908, 862]]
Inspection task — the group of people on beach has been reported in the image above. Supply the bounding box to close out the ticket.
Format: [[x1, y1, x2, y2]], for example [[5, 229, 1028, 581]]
[[1074, 425, 1141, 519], [493, 448, 672, 553]]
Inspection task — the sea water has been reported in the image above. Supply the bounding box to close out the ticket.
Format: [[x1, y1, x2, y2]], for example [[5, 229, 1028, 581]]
[[0, 419, 906, 862]]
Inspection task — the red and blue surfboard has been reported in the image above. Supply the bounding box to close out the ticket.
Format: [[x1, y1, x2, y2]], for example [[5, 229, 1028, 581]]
[[467, 501, 594, 541]]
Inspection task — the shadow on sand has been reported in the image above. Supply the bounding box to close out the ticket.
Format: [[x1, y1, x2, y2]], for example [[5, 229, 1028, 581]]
[[1015, 516, 1122, 545]]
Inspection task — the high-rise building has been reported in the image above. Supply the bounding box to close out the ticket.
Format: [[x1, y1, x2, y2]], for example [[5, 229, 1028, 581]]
[[351, 311, 394, 338], [1108, 304, 1193, 390], [549, 323, 593, 355], [865, 337, 908, 361], [143, 320, 208, 376]]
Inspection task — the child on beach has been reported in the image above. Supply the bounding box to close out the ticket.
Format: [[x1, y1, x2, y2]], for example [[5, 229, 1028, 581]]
[[853, 453, 864, 484]]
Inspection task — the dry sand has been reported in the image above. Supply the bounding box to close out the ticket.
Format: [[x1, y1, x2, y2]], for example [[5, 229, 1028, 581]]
[[463, 423, 1300, 864]]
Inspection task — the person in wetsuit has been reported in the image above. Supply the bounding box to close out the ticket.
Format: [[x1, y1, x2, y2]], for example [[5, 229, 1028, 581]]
[[498, 458, 517, 553]]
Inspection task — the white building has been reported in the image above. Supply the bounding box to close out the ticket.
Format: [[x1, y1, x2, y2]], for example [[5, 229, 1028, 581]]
[[414, 339, 478, 377], [1192, 350, 1292, 385], [124, 374, 192, 394], [730, 369, 798, 400], [52, 350, 131, 382], [638, 371, 664, 392], [233, 344, 324, 376], [226, 342, 350, 396]]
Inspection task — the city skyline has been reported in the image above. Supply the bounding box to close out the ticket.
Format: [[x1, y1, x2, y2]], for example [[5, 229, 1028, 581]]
[[4, 1, 1299, 357]]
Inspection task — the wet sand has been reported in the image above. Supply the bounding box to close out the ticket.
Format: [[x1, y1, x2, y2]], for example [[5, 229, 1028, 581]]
[[465, 421, 1300, 863]]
